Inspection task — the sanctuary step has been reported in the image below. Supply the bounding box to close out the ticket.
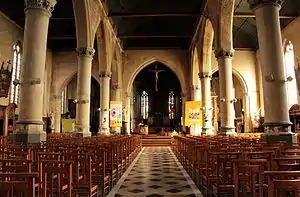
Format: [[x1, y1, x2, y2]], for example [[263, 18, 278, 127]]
[[141, 134, 172, 146]]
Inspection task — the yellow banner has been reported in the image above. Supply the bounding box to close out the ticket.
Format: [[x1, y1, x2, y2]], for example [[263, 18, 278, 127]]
[[110, 101, 122, 127], [184, 101, 202, 126], [62, 119, 75, 133]]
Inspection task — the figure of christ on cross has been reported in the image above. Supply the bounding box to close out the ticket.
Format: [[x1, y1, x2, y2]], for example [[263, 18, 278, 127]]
[[149, 64, 164, 92]]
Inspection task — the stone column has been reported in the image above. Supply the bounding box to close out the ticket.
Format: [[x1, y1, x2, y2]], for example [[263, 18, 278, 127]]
[[191, 85, 201, 101], [124, 93, 131, 135], [199, 72, 214, 135], [53, 94, 61, 133], [13, 0, 56, 144], [74, 47, 95, 137], [99, 71, 111, 135], [181, 92, 187, 133], [111, 83, 122, 134], [190, 85, 202, 135], [242, 92, 251, 132], [250, 0, 294, 143], [215, 49, 236, 135]]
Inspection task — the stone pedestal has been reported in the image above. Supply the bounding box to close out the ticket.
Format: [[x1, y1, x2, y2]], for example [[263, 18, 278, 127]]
[[99, 72, 111, 135], [111, 83, 122, 134], [74, 48, 94, 137], [199, 73, 214, 135], [215, 49, 236, 136], [13, 0, 57, 144], [250, 0, 294, 143]]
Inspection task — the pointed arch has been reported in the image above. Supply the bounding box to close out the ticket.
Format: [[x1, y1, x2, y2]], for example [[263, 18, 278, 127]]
[[197, 17, 214, 74], [127, 58, 186, 93], [192, 47, 200, 85]]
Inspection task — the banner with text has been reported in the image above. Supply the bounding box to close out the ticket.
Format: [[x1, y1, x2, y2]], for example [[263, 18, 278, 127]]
[[184, 101, 202, 126], [62, 119, 75, 133], [110, 101, 122, 127]]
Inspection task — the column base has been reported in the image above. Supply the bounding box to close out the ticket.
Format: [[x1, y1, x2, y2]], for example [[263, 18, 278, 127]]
[[73, 132, 91, 137], [218, 126, 236, 136], [98, 128, 110, 135], [13, 121, 46, 144], [111, 127, 121, 135], [262, 122, 295, 144], [201, 127, 214, 135]]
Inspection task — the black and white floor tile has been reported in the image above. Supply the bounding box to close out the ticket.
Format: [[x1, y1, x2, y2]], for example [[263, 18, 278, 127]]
[[108, 147, 203, 197]]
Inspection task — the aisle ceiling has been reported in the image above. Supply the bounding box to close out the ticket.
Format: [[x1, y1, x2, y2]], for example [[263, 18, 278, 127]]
[[0, 0, 299, 51]]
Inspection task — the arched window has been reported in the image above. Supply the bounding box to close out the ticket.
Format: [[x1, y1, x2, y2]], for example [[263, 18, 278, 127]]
[[284, 41, 298, 106], [10, 42, 21, 104], [168, 91, 175, 119], [141, 91, 149, 119]]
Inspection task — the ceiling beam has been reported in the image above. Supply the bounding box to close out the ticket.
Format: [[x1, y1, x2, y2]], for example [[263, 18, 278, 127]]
[[234, 13, 297, 19], [118, 35, 192, 38], [48, 36, 76, 40], [51, 17, 74, 20], [109, 12, 200, 18]]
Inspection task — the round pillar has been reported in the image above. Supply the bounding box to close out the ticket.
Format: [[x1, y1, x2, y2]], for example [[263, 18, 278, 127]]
[[199, 72, 214, 135], [111, 83, 122, 134], [250, 0, 294, 143], [215, 49, 236, 136], [99, 71, 111, 135], [74, 47, 94, 137], [190, 85, 202, 136], [14, 0, 57, 144], [53, 94, 61, 133]]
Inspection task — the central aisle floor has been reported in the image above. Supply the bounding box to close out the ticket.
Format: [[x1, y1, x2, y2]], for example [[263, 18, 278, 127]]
[[108, 147, 203, 197]]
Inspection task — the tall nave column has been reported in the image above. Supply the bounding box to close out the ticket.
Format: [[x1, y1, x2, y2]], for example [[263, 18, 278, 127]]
[[190, 85, 202, 135], [250, 0, 294, 143], [14, 0, 57, 143], [123, 92, 131, 135], [99, 72, 112, 135], [111, 83, 122, 134], [74, 47, 95, 137], [215, 49, 236, 135], [199, 72, 213, 135]]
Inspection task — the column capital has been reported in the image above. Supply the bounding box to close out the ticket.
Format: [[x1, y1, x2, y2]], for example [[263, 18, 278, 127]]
[[248, 0, 283, 10], [25, 0, 56, 15], [112, 83, 122, 90], [99, 71, 112, 78], [199, 72, 212, 79], [76, 47, 95, 58], [215, 48, 234, 59]]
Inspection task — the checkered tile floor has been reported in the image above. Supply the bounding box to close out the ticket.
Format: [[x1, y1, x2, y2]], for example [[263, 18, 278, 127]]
[[112, 147, 202, 197]]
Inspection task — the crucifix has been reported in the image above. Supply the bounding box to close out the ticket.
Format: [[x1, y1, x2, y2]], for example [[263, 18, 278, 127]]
[[149, 64, 164, 92]]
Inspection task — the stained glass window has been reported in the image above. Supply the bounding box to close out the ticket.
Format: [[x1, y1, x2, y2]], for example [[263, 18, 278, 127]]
[[168, 91, 175, 119], [10, 42, 21, 104], [284, 41, 298, 106], [141, 91, 149, 119]]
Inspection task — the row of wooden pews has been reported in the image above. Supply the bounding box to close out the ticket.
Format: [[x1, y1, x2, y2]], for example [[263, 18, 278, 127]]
[[0, 134, 142, 197], [172, 135, 300, 197]]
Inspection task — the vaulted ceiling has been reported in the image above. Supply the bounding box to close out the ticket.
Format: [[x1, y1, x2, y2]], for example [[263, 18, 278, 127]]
[[0, 0, 299, 51]]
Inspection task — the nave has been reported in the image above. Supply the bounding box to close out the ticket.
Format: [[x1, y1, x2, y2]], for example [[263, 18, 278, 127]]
[[109, 147, 202, 197]]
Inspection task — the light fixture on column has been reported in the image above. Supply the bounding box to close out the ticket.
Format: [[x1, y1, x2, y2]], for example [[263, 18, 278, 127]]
[[230, 98, 238, 103], [284, 76, 293, 82], [220, 98, 226, 102], [73, 99, 78, 103], [265, 74, 275, 82]]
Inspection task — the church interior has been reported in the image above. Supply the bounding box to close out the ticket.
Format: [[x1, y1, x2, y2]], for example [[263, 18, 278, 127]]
[[1, 0, 300, 196]]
